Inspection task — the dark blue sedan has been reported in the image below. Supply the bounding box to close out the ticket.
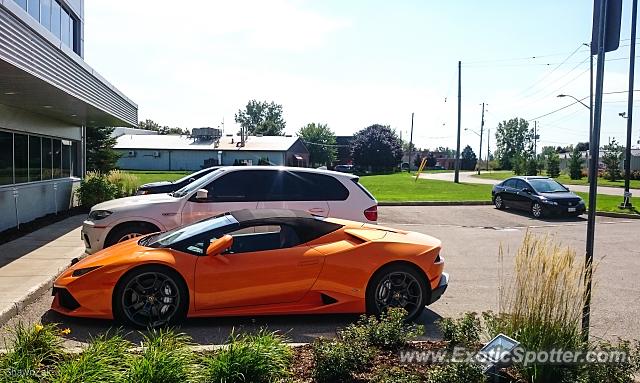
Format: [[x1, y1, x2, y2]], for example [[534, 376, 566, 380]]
[[491, 176, 586, 218]]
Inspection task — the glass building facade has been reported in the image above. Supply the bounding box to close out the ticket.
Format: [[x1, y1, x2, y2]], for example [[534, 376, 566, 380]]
[[13, 0, 79, 54]]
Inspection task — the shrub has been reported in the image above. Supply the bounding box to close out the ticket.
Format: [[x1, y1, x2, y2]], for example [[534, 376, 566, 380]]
[[312, 337, 373, 383], [75, 172, 120, 208], [576, 339, 640, 383], [371, 366, 422, 383], [339, 308, 423, 351], [0, 323, 63, 382], [106, 170, 140, 198], [437, 312, 481, 347], [48, 332, 130, 383], [125, 329, 195, 383], [427, 362, 484, 383], [201, 330, 292, 383], [602, 138, 623, 181], [486, 232, 587, 383], [525, 157, 538, 176], [568, 148, 584, 180]]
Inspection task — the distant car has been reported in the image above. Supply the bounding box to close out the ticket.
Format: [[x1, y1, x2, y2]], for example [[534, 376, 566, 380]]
[[400, 162, 410, 171], [82, 167, 378, 253], [136, 167, 220, 195], [334, 164, 355, 173], [54, 209, 447, 327], [492, 176, 586, 218]]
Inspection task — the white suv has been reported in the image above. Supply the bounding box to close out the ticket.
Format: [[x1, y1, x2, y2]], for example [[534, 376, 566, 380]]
[[82, 166, 378, 253]]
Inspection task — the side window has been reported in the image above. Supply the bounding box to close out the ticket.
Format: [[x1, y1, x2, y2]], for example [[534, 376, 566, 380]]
[[225, 224, 300, 253], [515, 180, 529, 191], [288, 172, 349, 201], [205, 170, 276, 202], [503, 179, 517, 188]]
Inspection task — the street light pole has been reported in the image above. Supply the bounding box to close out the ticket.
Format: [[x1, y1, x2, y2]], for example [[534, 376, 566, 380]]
[[622, 0, 637, 208], [454, 61, 462, 183]]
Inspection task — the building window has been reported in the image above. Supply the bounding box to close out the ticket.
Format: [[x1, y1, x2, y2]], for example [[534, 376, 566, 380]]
[[42, 137, 52, 180], [14, 134, 29, 184], [71, 141, 79, 177], [40, 0, 51, 29], [52, 139, 61, 178], [27, 0, 39, 21], [29, 136, 42, 182], [0, 132, 12, 185], [50, 0, 61, 39], [60, 10, 70, 47], [61, 140, 71, 177], [14, 0, 27, 11]]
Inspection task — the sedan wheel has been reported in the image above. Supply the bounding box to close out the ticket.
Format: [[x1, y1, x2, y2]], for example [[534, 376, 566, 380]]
[[531, 202, 543, 218], [494, 195, 504, 209], [114, 266, 187, 328], [118, 232, 143, 243], [366, 265, 427, 321]]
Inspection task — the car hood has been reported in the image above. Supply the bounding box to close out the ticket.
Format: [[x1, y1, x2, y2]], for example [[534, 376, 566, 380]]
[[139, 181, 173, 188], [538, 191, 581, 200], [92, 193, 179, 212]]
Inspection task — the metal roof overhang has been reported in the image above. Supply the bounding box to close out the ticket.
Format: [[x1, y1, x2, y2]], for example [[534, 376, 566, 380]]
[[0, 4, 137, 127]]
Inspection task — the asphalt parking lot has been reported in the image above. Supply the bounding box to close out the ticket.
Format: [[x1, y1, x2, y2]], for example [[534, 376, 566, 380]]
[[2, 206, 639, 347]]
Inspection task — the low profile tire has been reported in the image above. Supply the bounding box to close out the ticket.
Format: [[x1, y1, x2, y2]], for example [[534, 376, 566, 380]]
[[366, 264, 429, 322], [531, 202, 544, 218], [494, 195, 505, 210], [113, 265, 188, 329], [104, 222, 158, 248]]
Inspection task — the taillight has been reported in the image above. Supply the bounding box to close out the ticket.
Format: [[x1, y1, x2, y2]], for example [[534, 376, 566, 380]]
[[364, 205, 378, 221]]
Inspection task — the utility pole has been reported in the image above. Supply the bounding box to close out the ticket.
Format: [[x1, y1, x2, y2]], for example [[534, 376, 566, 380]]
[[409, 113, 415, 172], [454, 61, 462, 183], [622, 0, 637, 208], [534, 121, 538, 156], [478, 103, 485, 175], [487, 128, 490, 171]]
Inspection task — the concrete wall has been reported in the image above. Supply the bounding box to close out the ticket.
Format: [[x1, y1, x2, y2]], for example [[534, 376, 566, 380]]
[[0, 104, 81, 140], [116, 149, 287, 171]]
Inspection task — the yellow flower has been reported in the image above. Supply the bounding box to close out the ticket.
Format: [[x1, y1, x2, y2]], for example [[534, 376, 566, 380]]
[[34, 324, 43, 332], [61, 328, 71, 336]]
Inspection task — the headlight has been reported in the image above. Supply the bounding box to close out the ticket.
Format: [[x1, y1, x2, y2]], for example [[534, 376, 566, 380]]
[[88, 210, 112, 221], [136, 189, 149, 195], [539, 198, 558, 205], [72, 266, 102, 277]]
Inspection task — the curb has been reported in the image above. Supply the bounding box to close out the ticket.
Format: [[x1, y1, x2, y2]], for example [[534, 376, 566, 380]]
[[379, 201, 492, 206], [0, 253, 85, 327], [593, 211, 640, 219]]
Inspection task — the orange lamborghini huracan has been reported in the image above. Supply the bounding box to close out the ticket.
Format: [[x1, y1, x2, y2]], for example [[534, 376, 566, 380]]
[[52, 209, 448, 328]]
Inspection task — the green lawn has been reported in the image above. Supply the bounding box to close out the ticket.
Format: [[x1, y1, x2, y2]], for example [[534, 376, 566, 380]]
[[124, 170, 191, 184], [473, 170, 640, 189], [359, 173, 492, 202]]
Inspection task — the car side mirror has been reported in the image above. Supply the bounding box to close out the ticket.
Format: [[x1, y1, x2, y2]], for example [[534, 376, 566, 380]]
[[206, 235, 233, 256], [523, 188, 533, 194], [189, 177, 195, 183], [195, 189, 209, 200]]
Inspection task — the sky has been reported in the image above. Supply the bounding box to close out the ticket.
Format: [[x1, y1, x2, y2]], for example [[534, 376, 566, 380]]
[[84, 0, 640, 156]]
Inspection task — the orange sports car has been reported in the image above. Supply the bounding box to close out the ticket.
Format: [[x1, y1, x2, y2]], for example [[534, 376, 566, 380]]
[[52, 209, 448, 328]]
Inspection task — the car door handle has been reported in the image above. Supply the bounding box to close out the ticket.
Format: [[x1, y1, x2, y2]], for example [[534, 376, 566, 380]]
[[308, 208, 326, 213], [298, 259, 320, 266]]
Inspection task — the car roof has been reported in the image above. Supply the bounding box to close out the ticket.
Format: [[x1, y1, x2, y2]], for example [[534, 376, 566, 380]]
[[509, 176, 550, 181], [222, 166, 358, 180]]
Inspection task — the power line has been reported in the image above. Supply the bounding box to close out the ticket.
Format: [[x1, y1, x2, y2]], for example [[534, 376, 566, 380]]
[[527, 90, 640, 121]]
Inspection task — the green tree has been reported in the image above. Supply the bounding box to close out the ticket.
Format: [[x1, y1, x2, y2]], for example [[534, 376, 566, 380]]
[[86, 126, 120, 172], [138, 119, 188, 135], [297, 123, 337, 167], [351, 124, 403, 172], [602, 138, 623, 181], [575, 142, 589, 152], [568, 147, 584, 180], [546, 152, 560, 178], [234, 100, 286, 136], [461, 145, 477, 170], [495, 118, 533, 170], [525, 156, 539, 176]]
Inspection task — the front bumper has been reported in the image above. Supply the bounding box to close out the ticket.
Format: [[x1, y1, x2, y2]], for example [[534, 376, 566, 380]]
[[542, 202, 586, 215], [81, 220, 110, 254], [429, 272, 449, 304]]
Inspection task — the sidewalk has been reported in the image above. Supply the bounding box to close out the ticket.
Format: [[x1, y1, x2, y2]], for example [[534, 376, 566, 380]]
[[0, 215, 85, 325], [420, 171, 640, 196]]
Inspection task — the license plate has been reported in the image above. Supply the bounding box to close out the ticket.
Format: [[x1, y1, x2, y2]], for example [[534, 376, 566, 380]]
[[568, 207, 576, 212]]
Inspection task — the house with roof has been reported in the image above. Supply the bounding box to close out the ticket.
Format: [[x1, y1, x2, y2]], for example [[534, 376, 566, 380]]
[[115, 130, 310, 170]]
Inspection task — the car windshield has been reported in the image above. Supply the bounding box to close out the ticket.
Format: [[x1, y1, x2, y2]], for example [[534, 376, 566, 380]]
[[528, 178, 568, 193], [171, 168, 225, 197], [141, 215, 237, 248], [173, 168, 212, 184]]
